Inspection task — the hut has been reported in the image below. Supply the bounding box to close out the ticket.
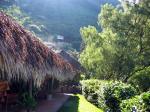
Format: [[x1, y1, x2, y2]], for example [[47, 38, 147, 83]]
[[55, 50, 83, 72], [0, 12, 76, 96], [53, 50, 84, 93]]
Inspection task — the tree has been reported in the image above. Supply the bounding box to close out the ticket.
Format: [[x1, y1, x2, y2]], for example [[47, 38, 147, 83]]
[[80, 0, 150, 80]]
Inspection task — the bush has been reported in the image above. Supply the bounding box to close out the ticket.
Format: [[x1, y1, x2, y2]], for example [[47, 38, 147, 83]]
[[102, 81, 138, 111], [121, 92, 150, 112], [142, 92, 150, 111], [81, 80, 138, 111], [120, 95, 143, 112], [80, 79, 107, 106], [128, 67, 150, 92], [20, 92, 37, 111]]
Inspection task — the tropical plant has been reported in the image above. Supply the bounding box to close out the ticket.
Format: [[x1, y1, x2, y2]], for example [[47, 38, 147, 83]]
[[20, 93, 37, 112]]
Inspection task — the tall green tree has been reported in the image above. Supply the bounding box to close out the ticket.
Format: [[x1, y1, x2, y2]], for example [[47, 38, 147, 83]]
[[80, 0, 150, 80]]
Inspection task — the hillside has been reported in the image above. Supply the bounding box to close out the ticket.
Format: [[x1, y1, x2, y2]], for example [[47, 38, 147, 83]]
[[0, 0, 119, 50]]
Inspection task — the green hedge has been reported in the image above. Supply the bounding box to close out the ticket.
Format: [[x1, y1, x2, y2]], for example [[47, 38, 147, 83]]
[[80, 80, 150, 111], [80, 80, 138, 111]]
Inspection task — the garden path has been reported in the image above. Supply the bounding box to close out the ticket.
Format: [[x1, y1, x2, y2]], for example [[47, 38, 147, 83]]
[[35, 93, 71, 112]]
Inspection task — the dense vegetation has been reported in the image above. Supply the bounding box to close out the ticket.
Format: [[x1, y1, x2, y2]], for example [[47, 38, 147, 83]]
[[80, 0, 150, 81], [79, 0, 150, 111], [80, 79, 150, 112], [128, 66, 150, 92]]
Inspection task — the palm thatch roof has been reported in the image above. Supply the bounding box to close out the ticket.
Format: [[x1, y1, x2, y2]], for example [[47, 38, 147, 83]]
[[0, 12, 76, 86], [55, 50, 84, 72]]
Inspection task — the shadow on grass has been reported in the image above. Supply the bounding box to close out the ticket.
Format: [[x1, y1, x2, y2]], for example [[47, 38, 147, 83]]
[[58, 95, 79, 112]]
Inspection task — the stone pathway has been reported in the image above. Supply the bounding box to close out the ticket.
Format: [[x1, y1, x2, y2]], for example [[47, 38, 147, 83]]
[[35, 93, 71, 112]]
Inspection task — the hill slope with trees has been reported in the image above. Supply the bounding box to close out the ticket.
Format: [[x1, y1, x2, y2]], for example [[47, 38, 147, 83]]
[[0, 0, 119, 50]]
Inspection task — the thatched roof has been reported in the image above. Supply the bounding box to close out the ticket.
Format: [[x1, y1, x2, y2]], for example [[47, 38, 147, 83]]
[[0, 12, 76, 85], [55, 50, 84, 72]]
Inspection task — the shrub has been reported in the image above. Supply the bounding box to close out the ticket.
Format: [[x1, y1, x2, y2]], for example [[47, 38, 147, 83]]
[[20, 92, 37, 111], [142, 92, 150, 111], [81, 80, 138, 111], [102, 81, 138, 111], [121, 92, 150, 112], [128, 67, 150, 92], [120, 95, 143, 112], [80, 79, 107, 106]]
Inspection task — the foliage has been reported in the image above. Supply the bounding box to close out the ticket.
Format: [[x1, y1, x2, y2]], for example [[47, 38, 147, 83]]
[[80, 26, 120, 79], [121, 95, 143, 112], [80, 80, 139, 111], [80, 79, 107, 106], [59, 94, 103, 112], [80, 0, 150, 80], [102, 81, 138, 111], [0, 4, 49, 40], [142, 92, 150, 110], [20, 92, 37, 111], [128, 66, 150, 92], [4, 5, 31, 25], [121, 92, 150, 112]]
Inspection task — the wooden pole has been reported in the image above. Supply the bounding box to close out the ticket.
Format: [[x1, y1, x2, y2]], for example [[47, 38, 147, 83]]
[[29, 77, 33, 97], [28, 77, 33, 112], [51, 77, 54, 94]]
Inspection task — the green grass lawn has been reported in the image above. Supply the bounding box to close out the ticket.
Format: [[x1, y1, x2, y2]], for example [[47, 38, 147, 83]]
[[59, 94, 103, 112]]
